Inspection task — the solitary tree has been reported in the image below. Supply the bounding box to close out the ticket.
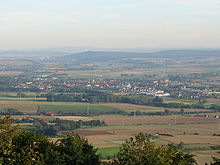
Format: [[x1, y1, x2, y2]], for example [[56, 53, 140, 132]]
[[0, 116, 19, 165], [57, 135, 100, 165], [113, 133, 197, 165], [180, 108, 185, 115]]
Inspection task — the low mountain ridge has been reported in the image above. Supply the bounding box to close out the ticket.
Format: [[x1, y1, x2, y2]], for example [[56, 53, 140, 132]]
[[62, 49, 220, 63]]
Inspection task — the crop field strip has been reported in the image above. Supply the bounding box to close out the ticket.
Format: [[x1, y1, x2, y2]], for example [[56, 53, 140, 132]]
[[0, 71, 23, 75], [92, 115, 220, 126], [38, 104, 119, 114], [1, 98, 215, 114], [0, 99, 119, 114], [63, 122, 220, 164], [99, 103, 213, 113]]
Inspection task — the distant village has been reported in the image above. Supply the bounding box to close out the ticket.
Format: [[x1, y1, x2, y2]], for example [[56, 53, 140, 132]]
[[14, 76, 220, 99]]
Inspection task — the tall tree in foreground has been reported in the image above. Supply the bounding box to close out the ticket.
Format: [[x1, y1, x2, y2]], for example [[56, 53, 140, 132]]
[[57, 135, 100, 165], [113, 133, 197, 165], [0, 116, 19, 164], [12, 130, 63, 165], [0, 116, 101, 165], [210, 156, 220, 165]]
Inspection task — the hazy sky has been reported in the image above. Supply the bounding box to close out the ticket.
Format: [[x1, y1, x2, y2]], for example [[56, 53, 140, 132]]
[[0, 0, 219, 50]]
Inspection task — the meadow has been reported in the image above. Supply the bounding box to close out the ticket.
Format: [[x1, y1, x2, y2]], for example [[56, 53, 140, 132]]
[[73, 122, 220, 164]]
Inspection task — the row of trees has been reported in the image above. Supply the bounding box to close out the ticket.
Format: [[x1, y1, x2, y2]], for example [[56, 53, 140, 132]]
[[1, 116, 220, 165], [33, 118, 106, 136], [0, 108, 24, 115], [42, 110, 127, 116], [13, 118, 106, 136], [39, 108, 212, 117], [46, 93, 162, 105]]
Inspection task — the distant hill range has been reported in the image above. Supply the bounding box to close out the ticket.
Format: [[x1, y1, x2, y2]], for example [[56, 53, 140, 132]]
[[61, 49, 220, 63], [1, 48, 219, 63]]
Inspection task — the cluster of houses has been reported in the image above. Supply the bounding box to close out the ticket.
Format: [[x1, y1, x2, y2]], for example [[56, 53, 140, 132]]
[[13, 77, 219, 99]]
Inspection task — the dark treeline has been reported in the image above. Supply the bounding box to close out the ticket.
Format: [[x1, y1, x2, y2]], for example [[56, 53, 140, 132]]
[[40, 109, 214, 117], [129, 109, 214, 116], [0, 108, 24, 115], [44, 110, 127, 116], [13, 118, 106, 136], [46, 93, 163, 105]]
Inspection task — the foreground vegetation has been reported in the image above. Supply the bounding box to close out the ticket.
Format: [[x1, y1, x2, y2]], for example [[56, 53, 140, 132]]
[[3, 116, 220, 165], [0, 116, 99, 165]]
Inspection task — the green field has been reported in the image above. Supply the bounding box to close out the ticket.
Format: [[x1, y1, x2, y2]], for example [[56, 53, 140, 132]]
[[0, 96, 121, 114], [163, 97, 197, 105], [96, 141, 220, 161], [97, 147, 120, 159], [38, 104, 120, 114], [0, 100, 120, 114]]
